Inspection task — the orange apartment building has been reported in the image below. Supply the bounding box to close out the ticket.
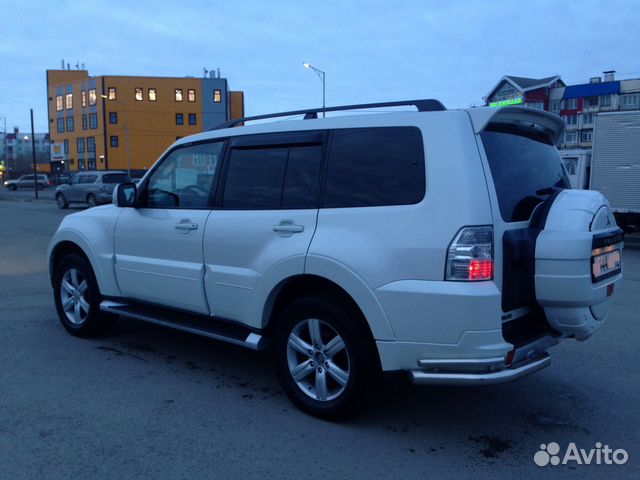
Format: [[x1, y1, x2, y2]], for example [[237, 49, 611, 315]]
[[46, 69, 244, 176]]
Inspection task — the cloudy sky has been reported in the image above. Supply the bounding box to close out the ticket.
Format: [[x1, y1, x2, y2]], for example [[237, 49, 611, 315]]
[[1, 0, 639, 133]]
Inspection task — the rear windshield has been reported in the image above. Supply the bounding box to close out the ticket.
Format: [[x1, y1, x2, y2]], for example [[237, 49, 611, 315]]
[[102, 173, 130, 184], [481, 127, 570, 222]]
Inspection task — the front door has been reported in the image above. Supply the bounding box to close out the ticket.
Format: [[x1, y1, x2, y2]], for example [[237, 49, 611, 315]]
[[114, 140, 225, 314]]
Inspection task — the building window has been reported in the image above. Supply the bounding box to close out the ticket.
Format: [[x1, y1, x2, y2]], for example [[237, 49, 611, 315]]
[[77, 138, 85, 153], [550, 101, 561, 111], [135, 87, 143, 101], [188, 113, 197, 125], [175, 89, 183, 102], [188, 89, 196, 102], [524, 101, 544, 110], [82, 114, 87, 130], [565, 98, 578, 109], [563, 158, 578, 175], [564, 114, 577, 126], [66, 116, 74, 132], [582, 113, 594, 125], [108, 87, 117, 100], [600, 95, 611, 107], [109, 112, 118, 124], [581, 131, 593, 142], [148, 88, 157, 101], [81, 90, 87, 107], [89, 113, 98, 129], [88, 89, 97, 106], [110, 136, 119, 147], [65, 93, 73, 110], [64, 139, 69, 154], [586, 96, 599, 107], [213, 89, 222, 102], [622, 94, 638, 107], [87, 137, 95, 153], [57, 118, 64, 133], [176, 113, 184, 125], [56, 95, 63, 111], [565, 132, 578, 143]]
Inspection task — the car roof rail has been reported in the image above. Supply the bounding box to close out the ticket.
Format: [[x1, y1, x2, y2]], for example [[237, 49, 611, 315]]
[[210, 99, 446, 130]]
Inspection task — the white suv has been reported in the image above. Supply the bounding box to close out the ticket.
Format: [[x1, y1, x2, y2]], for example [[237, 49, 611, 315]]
[[48, 100, 624, 419]]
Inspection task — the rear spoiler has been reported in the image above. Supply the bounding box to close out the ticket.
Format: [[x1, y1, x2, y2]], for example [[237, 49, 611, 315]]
[[466, 106, 565, 145]]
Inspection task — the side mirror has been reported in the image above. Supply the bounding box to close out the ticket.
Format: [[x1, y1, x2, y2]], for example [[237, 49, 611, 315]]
[[113, 183, 137, 207]]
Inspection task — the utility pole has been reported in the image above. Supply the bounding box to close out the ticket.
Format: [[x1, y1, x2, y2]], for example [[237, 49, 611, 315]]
[[30, 109, 38, 199]]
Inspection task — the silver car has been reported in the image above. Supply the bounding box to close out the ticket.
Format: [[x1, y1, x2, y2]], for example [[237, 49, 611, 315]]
[[55, 171, 131, 209], [4, 174, 51, 190]]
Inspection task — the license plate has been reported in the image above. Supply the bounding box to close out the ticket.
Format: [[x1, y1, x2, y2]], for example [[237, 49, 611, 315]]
[[592, 249, 621, 282]]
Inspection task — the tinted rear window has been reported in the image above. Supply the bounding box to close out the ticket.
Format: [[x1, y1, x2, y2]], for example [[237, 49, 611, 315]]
[[223, 145, 321, 209], [103, 173, 130, 184], [481, 128, 570, 222], [324, 127, 425, 208]]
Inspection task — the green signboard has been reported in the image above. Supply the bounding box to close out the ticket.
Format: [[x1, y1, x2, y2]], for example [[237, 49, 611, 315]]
[[489, 97, 524, 107]]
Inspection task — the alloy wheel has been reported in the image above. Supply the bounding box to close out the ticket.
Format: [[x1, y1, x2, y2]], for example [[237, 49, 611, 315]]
[[60, 268, 90, 325], [286, 318, 351, 402]]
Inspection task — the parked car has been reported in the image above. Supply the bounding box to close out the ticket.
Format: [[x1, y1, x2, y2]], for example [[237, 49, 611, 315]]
[[48, 100, 624, 419], [4, 173, 51, 190], [55, 170, 130, 208]]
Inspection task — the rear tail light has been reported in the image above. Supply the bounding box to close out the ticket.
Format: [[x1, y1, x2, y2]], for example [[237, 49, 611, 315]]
[[446, 226, 493, 281]]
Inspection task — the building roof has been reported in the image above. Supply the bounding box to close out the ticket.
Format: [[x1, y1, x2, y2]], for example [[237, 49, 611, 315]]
[[562, 81, 620, 99], [485, 75, 564, 100]]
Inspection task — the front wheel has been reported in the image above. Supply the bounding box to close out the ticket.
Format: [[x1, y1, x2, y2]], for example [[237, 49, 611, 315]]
[[53, 254, 116, 337], [86, 194, 97, 208], [8, 184, 17, 191], [274, 296, 378, 420]]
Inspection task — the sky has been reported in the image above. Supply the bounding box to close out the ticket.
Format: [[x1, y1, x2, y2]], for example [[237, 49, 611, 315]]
[[1, 0, 639, 133]]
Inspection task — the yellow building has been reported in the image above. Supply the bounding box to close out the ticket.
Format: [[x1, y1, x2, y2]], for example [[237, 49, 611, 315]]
[[46, 69, 244, 176]]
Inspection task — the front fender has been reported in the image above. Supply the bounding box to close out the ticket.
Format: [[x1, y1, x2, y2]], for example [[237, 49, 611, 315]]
[[48, 206, 122, 297]]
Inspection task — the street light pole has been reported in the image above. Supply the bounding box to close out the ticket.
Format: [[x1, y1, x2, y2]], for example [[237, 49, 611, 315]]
[[303, 62, 326, 117], [30, 109, 38, 199]]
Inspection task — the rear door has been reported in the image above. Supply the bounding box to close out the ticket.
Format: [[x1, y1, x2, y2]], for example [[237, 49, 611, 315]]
[[203, 131, 323, 327], [114, 140, 224, 314]]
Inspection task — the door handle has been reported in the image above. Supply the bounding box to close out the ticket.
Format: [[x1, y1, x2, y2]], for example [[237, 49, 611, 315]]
[[273, 220, 304, 237], [174, 219, 198, 233]]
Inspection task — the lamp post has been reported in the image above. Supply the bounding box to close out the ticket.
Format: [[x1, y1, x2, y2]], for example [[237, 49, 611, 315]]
[[303, 62, 326, 117]]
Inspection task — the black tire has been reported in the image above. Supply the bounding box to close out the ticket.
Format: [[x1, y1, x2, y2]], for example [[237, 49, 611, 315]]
[[37, 183, 44, 190], [87, 194, 97, 208], [53, 254, 116, 337], [56, 193, 69, 209], [8, 184, 17, 191], [274, 295, 379, 420]]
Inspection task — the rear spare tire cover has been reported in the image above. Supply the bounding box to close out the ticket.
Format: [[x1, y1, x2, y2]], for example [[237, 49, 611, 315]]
[[534, 190, 623, 340]]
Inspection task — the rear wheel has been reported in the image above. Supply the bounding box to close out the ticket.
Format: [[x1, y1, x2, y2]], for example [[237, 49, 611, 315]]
[[37, 183, 44, 190], [274, 295, 378, 420], [87, 194, 97, 208], [53, 254, 116, 337], [56, 193, 68, 209]]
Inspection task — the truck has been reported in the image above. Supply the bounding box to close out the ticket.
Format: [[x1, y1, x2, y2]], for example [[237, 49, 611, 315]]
[[591, 111, 640, 233], [560, 111, 640, 233]]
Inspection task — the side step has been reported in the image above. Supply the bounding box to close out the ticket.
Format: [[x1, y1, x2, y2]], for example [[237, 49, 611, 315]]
[[100, 300, 267, 351]]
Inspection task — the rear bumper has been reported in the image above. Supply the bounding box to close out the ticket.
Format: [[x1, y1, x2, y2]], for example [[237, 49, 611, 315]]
[[410, 353, 551, 385]]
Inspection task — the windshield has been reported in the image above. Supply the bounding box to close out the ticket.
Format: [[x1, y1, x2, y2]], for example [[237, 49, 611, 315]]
[[102, 173, 130, 184], [481, 127, 571, 222]]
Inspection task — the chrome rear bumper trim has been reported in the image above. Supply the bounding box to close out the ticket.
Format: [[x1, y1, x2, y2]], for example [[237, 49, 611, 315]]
[[410, 354, 551, 386]]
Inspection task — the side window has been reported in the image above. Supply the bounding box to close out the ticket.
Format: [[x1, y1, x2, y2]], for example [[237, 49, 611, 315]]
[[84, 175, 98, 184], [143, 141, 224, 208], [222, 144, 322, 209], [324, 127, 425, 208], [71, 175, 81, 185]]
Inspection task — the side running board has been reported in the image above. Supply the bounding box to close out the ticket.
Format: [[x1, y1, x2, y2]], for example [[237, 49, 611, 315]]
[[100, 300, 267, 351]]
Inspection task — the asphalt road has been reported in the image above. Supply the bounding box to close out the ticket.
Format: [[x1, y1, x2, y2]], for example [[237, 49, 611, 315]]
[[1, 198, 638, 479]]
